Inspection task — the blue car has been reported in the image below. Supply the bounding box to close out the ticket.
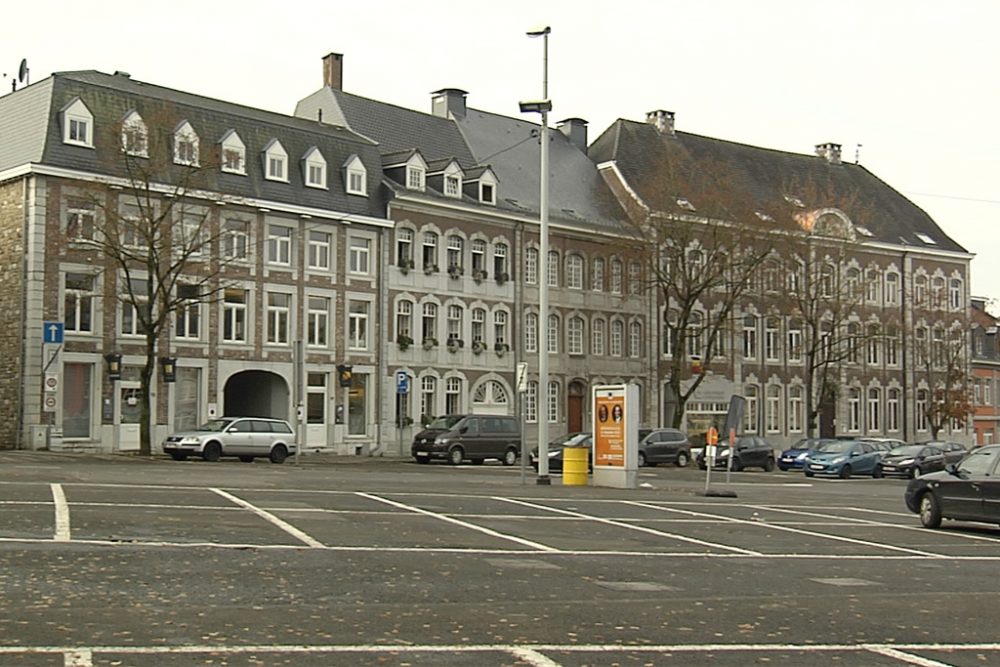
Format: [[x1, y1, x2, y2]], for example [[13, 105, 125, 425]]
[[803, 440, 883, 479], [778, 437, 836, 471]]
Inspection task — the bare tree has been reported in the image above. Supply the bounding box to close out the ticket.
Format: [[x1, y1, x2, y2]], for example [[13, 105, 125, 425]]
[[912, 319, 973, 439]]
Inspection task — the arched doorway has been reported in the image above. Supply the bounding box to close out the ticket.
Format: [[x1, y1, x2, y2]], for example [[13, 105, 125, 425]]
[[567, 380, 586, 433], [224, 371, 290, 420]]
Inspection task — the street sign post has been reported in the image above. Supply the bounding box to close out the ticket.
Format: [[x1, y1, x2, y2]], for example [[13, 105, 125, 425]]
[[395, 370, 410, 395]]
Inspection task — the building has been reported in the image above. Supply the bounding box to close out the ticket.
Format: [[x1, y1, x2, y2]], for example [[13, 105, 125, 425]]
[[970, 298, 1000, 445]]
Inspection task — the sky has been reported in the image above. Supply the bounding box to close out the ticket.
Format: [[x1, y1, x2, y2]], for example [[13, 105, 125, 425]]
[[6, 0, 999, 297]]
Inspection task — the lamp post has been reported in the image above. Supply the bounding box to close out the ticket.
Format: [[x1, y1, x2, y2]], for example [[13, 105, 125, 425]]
[[521, 25, 552, 485]]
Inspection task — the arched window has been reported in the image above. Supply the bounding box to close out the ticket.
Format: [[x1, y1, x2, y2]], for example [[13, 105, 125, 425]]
[[567, 255, 584, 289]]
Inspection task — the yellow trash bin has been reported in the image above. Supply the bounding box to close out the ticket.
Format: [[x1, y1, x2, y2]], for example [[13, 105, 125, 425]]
[[562, 447, 589, 486]]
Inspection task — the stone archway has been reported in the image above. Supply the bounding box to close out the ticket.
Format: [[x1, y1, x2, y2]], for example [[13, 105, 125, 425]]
[[223, 371, 290, 420]]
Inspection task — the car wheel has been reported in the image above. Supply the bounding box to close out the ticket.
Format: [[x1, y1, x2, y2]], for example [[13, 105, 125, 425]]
[[804, 470, 814, 477], [238, 456, 254, 463], [919, 492, 942, 529], [269, 444, 288, 464], [763, 457, 774, 472], [448, 447, 465, 465], [169, 452, 188, 461], [501, 447, 518, 467], [838, 464, 852, 479], [675, 451, 689, 468], [637, 452, 647, 467], [415, 457, 430, 464], [202, 442, 222, 462], [872, 464, 883, 478]]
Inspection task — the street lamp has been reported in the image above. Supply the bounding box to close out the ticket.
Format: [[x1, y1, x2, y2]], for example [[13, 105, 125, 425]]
[[521, 25, 552, 485]]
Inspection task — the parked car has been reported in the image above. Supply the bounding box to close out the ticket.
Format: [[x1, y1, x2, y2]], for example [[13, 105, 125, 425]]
[[530, 432, 592, 472], [697, 435, 775, 472], [638, 428, 691, 467], [803, 439, 882, 478], [161, 417, 297, 464], [876, 444, 947, 478], [859, 437, 906, 458], [411, 414, 521, 465], [918, 440, 968, 466], [778, 438, 836, 471], [905, 444, 1000, 528]]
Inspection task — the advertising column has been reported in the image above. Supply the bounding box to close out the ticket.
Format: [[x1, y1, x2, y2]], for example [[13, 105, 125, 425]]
[[592, 383, 638, 489]]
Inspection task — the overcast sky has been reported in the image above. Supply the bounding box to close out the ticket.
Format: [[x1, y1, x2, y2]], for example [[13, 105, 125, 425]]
[[6, 0, 998, 296]]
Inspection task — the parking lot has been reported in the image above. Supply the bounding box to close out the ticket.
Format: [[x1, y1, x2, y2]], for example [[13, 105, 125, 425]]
[[2, 451, 1000, 665]]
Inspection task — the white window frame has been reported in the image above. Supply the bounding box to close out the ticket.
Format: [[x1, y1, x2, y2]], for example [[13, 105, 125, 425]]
[[547, 314, 559, 353], [264, 140, 289, 183], [307, 295, 331, 348], [349, 236, 372, 276], [303, 147, 327, 189], [567, 255, 584, 290], [592, 258, 605, 291], [267, 224, 293, 267], [344, 155, 367, 195], [568, 316, 584, 355], [525, 312, 538, 353], [63, 98, 93, 148], [222, 217, 250, 262], [121, 111, 148, 157], [629, 321, 641, 358], [592, 318, 605, 356], [478, 170, 497, 205], [220, 130, 246, 175], [174, 283, 201, 341], [173, 121, 200, 166], [266, 291, 292, 345], [348, 299, 371, 351], [222, 287, 249, 344], [525, 248, 538, 285], [610, 320, 624, 357], [308, 230, 332, 271], [63, 271, 96, 334]]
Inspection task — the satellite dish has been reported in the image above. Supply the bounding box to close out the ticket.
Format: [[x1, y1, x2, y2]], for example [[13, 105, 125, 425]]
[[17, 59, 27, 84]]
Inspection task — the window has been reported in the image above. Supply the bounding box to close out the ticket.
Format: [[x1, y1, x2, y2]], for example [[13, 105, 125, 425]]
[[472, 308, 486, 343], [885, 326, 899, 366], [787, 319, 802, 363], [848, 387, 861, 431], [915, 389, 928, 432], [611, 320, 624, 357], [547, 314, 559, 353], [914, 327, 928, 365], [493, 243, 508, 279], [266, 292, 291, 345], [884, 272, 899, 305], [421, 303, 438, 342], [950, 279, 963, 310], [175, 284, 200, 340], [931, 277, 946, 308], [307, 296, 330, 348], [866, 269, 881, 304], [820, 264, 835, 298], [525, 248, 538, 285], [447, 305, 463, 342], [119, 202, 147, 249], [267, 225, 293, 266], [745, 386, 759, 433], [845, 267, 860, 300], [421, 376, 437, 421], [662, 310, 676, 356], [223, 218, 249, 261], [867, 324, 881, 365], [407, 165, 425, 191], [494, 310, 508, 347], [396, 300, 413, 339], [177, 210, 208, 257], [64, 273, 95, 333], [629, 321, 641, 358], [547, 251, 559, 287], [308, 230, 332, 271], [568, 317, 584, 355], [525, 381, 538, 423], [121, 277, 149, 336], [173, 121, 199, 166], [742, 316, 758, 360], [788, 386, 803, 433], [220, 130, 246, 174], [303, 147, 327, 189], [592, 258, 604, 291], [914, 275, 927, 306], [479, 172, 497, 204], [887, 388, 900, 432], [345, 156, 367, 195], [348, 300, 370, 350], [548, 382, 560, 423], [847, 323, 860, 364], [264, 140, 289, 182], [308, 373, 327, 425], [444, 166, 462, 197], [396, 228, 413, 266], [449, 236, 465, 272], [592, 318, 605, 355], [222, 288, 248, 343], [422, 232, 438, 270], [121, 111, 147, 156], [445, 377, 462, 414], [567, 255, 584, 289], [628, 261, 641, 295], [349, 236, 371, 275], [525, 312, 538, 353], [62, 98, 93, 147], [764, 317, 780, 361], [65, 197, 95, 241], [868, 388, 881, 432], [611, 259, 623, 294], [766, 385, 781, 433]]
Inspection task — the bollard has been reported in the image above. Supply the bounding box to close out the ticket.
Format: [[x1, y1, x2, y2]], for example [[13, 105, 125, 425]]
[[562, 447, 589, 486]]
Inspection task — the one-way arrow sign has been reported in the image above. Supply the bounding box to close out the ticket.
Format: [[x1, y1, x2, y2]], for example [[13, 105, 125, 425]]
[[43, 322, 64, 344]]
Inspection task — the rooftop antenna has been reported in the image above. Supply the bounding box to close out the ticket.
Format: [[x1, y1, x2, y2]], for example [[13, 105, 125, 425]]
[[855, 143, 862, 164]]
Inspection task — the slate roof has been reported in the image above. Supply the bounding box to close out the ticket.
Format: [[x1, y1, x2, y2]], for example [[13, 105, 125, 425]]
[[589, 118, 967, 253], [0, 78, 54, 172], [4, 71, 387, 220]]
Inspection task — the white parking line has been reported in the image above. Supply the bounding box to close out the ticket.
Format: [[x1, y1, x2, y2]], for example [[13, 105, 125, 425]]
[[211, 488, 325, 548], [867, 646, 958, 666], [356, 492, 558, 551], [64, 649, 92, 666], [51, 484, 70, 542], [496, 497, 763, 555], [627, 501, 950, 558]]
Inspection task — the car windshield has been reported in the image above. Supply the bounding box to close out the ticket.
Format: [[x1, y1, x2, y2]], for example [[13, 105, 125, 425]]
[[888, 445, 923, 456], [815, 441, 853, 454], [195, 419, 234, 432], [427, 415, 465, 430]]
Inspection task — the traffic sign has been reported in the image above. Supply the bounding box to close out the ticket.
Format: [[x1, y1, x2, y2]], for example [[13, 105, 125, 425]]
[[44, 373, 59, 393], [395, 370, 410, 395], [43, 322, 64, 344], [43, 395, 57, 412], [516, 362, 528, 393]]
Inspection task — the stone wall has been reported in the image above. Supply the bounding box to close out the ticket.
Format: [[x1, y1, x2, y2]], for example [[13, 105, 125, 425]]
[[0, 179, 25, 448]]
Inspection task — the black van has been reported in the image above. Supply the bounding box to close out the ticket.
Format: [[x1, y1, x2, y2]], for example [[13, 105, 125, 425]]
[[411, 414, 521, 465]]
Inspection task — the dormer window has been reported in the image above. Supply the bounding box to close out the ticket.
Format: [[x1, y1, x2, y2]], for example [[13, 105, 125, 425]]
[[407, 165, 425, 190], [121, 111, 148, 157], [62, 98, 93, 148], [303, 147, 327, 189], [263, 139, 289, 182], [479, 169, 498, 205], [173, 121, 200, 166], [344, 155, 367, 195], [220, 130, 246, 175], [442, 162, 464, 199]]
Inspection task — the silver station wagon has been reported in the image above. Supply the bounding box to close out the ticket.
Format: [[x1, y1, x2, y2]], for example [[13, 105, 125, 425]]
[[161, 417, 298, 464]]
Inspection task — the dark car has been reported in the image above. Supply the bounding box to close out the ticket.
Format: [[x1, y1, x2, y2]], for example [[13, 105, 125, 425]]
[[803, 439, 882, 478], [905, 444, 1000, 528], [638, 428, 691, 467], [530, 432, 592, 472], [778, 438, 835, 471], [697, 435, 775, 472], [918, 440, 968, 466], [876, 444, 946, 478], [411, 414, 521, 465]]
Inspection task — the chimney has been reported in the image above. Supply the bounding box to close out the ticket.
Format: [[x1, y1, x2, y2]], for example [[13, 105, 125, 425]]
[[557, 117, 589, 151], [431, 88, 468, 119], [646, 109, 675, 135], [322, 52, 343, 90], [815, 142, 842, 165]]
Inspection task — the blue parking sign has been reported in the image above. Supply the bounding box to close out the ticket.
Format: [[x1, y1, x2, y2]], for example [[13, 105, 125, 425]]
[[395, 371, 410, 394], [43, 322, 64, 344]]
